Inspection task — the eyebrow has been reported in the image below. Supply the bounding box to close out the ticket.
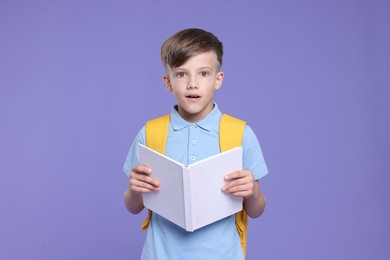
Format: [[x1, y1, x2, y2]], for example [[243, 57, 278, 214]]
[[173, 66, 213, 71], [198, 67, 213, 70]]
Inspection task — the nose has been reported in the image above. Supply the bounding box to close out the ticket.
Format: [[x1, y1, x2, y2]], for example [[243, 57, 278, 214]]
[[187, 75, 198, 89]]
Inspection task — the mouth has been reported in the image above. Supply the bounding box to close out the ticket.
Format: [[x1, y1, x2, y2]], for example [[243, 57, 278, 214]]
[[186, 95, 201, 100]]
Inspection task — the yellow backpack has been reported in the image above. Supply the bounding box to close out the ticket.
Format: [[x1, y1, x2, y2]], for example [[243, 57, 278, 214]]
[[141, 114, 248, 256]]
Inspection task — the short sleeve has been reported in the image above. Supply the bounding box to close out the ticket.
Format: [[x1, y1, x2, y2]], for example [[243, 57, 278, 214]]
[[123, 126, 146, 177], [242, 125, 268, 180]]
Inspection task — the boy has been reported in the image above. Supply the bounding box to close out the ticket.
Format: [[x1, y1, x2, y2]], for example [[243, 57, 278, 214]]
[[123, 28, 268, 259]]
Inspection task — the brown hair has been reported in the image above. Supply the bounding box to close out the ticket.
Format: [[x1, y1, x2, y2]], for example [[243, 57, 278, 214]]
[[161, 28, 223, 70]]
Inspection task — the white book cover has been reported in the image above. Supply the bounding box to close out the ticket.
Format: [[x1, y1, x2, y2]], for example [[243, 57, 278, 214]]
[[139, 144, 243, 232]]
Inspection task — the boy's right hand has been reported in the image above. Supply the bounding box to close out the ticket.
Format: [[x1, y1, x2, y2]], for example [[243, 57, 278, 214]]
[[129, 165, 160, 193]]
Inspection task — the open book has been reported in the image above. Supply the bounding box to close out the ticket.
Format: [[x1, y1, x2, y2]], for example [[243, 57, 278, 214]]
[[139, 144, 243, 232]]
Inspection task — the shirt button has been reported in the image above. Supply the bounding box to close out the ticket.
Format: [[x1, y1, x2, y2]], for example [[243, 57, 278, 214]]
[[190, 156, 196, 161], [191, 125, 196, 129], [191, 140, 196, 145]]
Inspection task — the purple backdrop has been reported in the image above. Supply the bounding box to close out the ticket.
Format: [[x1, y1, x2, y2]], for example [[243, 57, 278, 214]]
[[1, 0, 389, 259]]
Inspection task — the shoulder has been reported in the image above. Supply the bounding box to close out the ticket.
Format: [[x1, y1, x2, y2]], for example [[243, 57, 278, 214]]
[[219, 114, 246, 134], [241, 124, 268, 179], [221, 114, 246, 124], [136, 125, 146, 143], [146, 114, 170, 123], [243, 124, 257, 139], [122, 125, 146, 176]]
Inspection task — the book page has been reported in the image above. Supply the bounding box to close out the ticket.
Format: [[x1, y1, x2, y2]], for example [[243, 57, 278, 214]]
[[187, 147, 243, 230], [139, 144, 186, 230]]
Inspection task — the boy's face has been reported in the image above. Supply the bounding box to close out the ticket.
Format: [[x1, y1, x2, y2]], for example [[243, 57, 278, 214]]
[[163, 51, 224, 123]]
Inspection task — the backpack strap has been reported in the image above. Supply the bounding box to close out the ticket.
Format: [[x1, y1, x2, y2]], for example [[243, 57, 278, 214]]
[[219, 114, 246, 151], [220, 114, 248, 256], [145, 114, 170, 155], [142, 113, 248, 256]]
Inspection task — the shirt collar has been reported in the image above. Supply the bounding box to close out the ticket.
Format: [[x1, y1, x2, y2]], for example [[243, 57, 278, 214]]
[[170, 103, 222, 132]]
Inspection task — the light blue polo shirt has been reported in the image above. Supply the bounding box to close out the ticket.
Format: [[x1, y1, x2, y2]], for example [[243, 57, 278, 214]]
[[123, 103, 268, 260]]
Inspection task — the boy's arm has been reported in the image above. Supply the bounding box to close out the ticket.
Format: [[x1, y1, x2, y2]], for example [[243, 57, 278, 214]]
[[243, 180, 266, 218], [223, 170, 266, 218], [124, 165, 160, 214]]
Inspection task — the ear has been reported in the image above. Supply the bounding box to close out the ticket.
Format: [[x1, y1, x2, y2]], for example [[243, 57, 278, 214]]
[[214, 71, 224, 90], [162, 74, 173, 92]]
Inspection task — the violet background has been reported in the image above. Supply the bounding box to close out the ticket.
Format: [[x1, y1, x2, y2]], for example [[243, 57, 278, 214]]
[[1, 0, 389, 259]]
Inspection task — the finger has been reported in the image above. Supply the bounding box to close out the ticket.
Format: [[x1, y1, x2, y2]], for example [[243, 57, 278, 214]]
[[131, 185, 159, 193], [132, 165, 152, 175], [230, 190, 252, 197], [225, 170, 252, 181], [130, 178, 160, 192], [224, 170, 245, 180], [223, 181, 253, 194], [130, 172, 160, 188], [223, 176, 251, 190]]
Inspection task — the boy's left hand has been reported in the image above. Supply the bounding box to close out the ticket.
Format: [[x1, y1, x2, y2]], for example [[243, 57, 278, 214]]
[[222, 170, 257, 198]]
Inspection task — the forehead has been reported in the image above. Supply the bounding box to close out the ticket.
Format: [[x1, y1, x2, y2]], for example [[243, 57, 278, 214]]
[[172, 51, 219, 70]]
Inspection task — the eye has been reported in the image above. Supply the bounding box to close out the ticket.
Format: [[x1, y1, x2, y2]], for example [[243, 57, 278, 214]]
[[175, 72, 185, 78], [200, 71, 209, 77]]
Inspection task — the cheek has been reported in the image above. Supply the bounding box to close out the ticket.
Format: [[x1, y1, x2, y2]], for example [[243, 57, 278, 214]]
[[171, 88, 183, 98], [208, 77, 219, 86], [170, 80, 185, 89]]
